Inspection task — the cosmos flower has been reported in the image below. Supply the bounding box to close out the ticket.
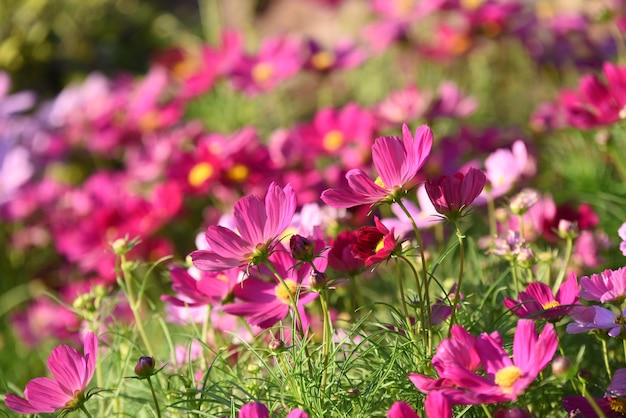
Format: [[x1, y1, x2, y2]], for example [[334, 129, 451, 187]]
[[321, 124, 433, 208], [424, 168, 487, 221], [5, 332, 98, 414], [563, 369, 626, 417], [191, 182, 296, 271], [503, 273, 579, 320]]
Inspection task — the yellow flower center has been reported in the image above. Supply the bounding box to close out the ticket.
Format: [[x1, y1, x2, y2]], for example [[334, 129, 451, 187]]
[[542, 300, 560, 310], [227, 164, 249, 182], [374, 176, 386, 188], [188, 162, 215, 187], [452, 34, 472, 55], [610, 397, 626, 415], [494, 365, 523, 393], [275, 279, 299, 304], [172, 58, 198, 79], [139, 112, 160, 132], [322, 130, 344, 152], [311, 51, 335, 71], [375, 238, 385, 253], [252, 62, 274, 83], [460, 0, 484, 10]]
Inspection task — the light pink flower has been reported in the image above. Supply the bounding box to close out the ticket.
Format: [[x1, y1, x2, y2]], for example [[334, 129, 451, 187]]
[[579, 267, 626, 303], [191, 182, 296, 271], [321, 124, 433, 208], [5, 331, 98, 414], [619, 222, 626, 256]]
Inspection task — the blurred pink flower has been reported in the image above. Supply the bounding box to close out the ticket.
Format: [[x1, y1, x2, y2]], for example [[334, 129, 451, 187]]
[[504, 273, 579, 320], [5, 332, 98, 414], [321, 124, 433, 208], [191, 182, 296, 271], [619, 222, 626, 256], [303, 39, 365, 74], [376, 85, 432, 126], [231, 36, 302, 95], [161, 265, 241, 307]]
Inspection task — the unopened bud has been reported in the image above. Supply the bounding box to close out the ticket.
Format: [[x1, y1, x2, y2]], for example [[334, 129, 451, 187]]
[[557, 220, 579, 240], [268, 339, 285, 353], [346, 388, 360, 397], [552, 356, 572, 376], [134, 356, 156, 378], [290, 235, 316, 262], [308, 270, 329, 291], [509, 189, 539, 215]]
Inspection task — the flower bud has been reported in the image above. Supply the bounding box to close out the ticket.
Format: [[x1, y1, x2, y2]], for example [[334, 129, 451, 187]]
[[557, 220, 579, 240], [290, 235, 316, 262], [509, 189, 539, 215], [308, 270, 329, 291], [551, 356, 572, 377], [268, 339, 285, 353], [134, 356, 156, 378], [346, 387, 360, 397]]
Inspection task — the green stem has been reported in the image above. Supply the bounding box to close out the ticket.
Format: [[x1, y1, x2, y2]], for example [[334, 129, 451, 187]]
[[395, 198, 433, 355], [552, 236, 573, 295], [262, 261, 313, 377], [602, 338, 612, 380], [448, 225, 465, 332], [511, 263, 520, 294], [397, 255, 426, 346], [486, 194, 497, 237], [394, 259, 411, 329], [80, 405, 94, 418], [119, 254, 155, 356], [582, 382, 607, 418], [319, 289, 332, 392], [480, 404, 493, 418], [147, 377, 162, 418]]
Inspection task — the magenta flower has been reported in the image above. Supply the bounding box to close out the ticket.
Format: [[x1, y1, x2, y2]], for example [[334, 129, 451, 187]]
[[387, 392, 451, 418], [410, 320, 557, 407], [619, 222, 626, 256], [579, 267, 626, 303], [239, 402, 269, 418], [503, 273, 580, 320], [321, 124, 433, 208], [424, 168, 487, 221], [5, 331, 98, 414], [563, 369, 626, 417], [191, 182, 296, 271]]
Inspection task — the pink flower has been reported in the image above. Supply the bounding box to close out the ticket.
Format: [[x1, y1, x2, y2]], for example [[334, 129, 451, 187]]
[[375, 85, 432, 126], [387, 401, 419, 418], [503, 273, 580, 320], [321, 124, 433, 208], [5, 331, 98, 414], [192, 182, 296, 271], [619, 222, 626, 256], [222, 248, 320, 330], [410, 321, 557, 406], [566, 305, 626, 337], [231, 36, 302, 95], [579, 267, 626, 303], [424, 168, 487, 221], [239, 402, 269, 418]]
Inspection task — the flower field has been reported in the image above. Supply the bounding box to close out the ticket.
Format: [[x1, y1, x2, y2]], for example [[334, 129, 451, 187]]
[[3, 0, 626, 416]]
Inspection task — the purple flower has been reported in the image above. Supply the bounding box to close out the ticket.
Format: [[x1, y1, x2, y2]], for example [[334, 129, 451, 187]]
[[566, 305, 626, 337], [579, 267, 626, 303]]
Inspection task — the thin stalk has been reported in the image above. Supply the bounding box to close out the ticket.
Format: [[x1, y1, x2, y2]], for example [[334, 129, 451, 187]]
[[262, 261, 313, 377], [395, 198, 433, 354], [119, 254, 155, 356], [394, 259, 411, 329], [80, 405, 94, 418], [552, 236, 573, 295], [147, 377, 162, 418], [602, 339, 612, 380], [397, 255, 427, 346], [511, 263, 520, 294], [517, 214, 525, 240], [448, 225, 465, 332], [582, 382, 607, 418], [319, 289, 332, 391], [480, 404, 493, 418], [486, 194, 497, 237]]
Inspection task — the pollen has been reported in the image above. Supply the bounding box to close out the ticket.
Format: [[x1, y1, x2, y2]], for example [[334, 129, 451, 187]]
[[374, 176, 386, 188], [311, 51, 335, 71], [252, 62, 274, 83], [609, 397, 626, 415], [188, 162, 214, 187], [375, 238, 385, 253], [275, 279, 299, 304], [494, 365, 523, 392], [227, 164, 249, 182], [542, 300, 560, 310], [322, 130, 344, 151]]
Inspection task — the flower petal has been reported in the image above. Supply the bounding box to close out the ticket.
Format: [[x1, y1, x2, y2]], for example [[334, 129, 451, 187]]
[[23, 377, 72, 412], [234, 194, 266, 245], [264, 182, 296, 241], [373, 135, 405, 188], [48, 345, 87, 394]]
